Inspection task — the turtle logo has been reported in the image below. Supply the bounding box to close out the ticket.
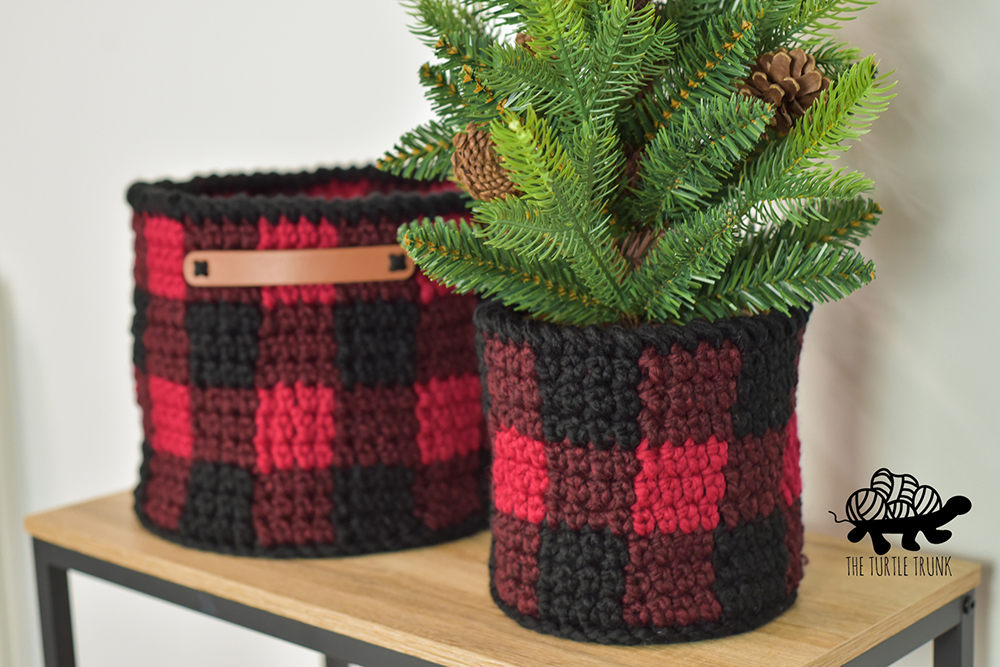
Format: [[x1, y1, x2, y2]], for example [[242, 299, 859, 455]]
[[830, 468, 971, 555]]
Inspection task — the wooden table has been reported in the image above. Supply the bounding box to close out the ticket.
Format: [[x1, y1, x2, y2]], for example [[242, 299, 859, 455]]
[[25, 492, 979, 667]]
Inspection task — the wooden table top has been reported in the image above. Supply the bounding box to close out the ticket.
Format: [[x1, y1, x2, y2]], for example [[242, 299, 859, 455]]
[[25, 492, 980, 667]]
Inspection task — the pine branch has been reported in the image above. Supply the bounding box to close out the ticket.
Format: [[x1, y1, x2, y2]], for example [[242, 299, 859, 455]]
[[479, 43, 576, 118], [691, 233, 875, 319], [741, 56, 894, 194], [584, 0, 677, 121], [775, 197, 882, 247], [384, 0, 891, 327], [773, 0, 875, 43], [807, 39, 864, 80], [627, 96, 772, 227], [659, 3, 762, 120], [487, 108, 632, 310], [405, 0, 498, 61], [398, 217, 620, 325], [418, 63, 467, 125], [516, 0, 591, 121], [377, 119, 458, 180], [625, 202, 745, 321]]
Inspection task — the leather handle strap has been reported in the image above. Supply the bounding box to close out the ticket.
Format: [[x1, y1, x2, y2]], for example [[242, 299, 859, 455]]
[[182, 245, 415, 287]]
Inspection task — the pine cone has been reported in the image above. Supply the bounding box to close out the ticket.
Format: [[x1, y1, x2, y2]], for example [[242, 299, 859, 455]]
[[738, 48, 831, 135], [451, 123, 520, 201]]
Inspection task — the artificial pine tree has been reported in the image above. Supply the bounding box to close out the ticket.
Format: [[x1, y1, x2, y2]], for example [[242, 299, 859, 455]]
[[379, 0, 894, 326]]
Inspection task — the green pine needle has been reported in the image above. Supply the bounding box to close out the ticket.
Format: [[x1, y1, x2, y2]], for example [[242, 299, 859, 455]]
[[380, 0, 891, 326]]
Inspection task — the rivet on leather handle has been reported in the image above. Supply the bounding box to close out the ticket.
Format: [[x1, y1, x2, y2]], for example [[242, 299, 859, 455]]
[[182, 245, 415, 287]]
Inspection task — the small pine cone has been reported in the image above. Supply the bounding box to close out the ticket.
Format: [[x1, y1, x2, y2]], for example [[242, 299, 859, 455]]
[[451, 123, 520, 201], [738, 47, 831, 135]]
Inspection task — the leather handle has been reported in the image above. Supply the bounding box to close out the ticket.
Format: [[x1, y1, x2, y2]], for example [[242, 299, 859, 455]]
[[182, 245, 415, 287]]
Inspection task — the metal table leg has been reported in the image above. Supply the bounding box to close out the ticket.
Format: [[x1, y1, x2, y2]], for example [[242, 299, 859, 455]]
[[934, 592, 975, 667], [32, 539, 439, 667], [34, 539, 76, 667]]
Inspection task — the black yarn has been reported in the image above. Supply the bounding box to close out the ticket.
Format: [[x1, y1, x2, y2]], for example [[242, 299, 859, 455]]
[[133, 440, 155, 520], [187, 302, 262, 389], [126, 166, 469, 227], [331, 464, 428, 554], [536, 523, 629, 636], [534, 325, 643, 450], [178, 462, 256, 551], [132, 287, 151, 373], [729, 311, 808, 439], [713, 509, 790, 622], [334, 298, 419, 388]]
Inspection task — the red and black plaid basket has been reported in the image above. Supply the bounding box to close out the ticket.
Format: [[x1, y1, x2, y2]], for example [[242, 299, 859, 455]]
[[128, 166, 488, 557], [476, 300, 808, 644]]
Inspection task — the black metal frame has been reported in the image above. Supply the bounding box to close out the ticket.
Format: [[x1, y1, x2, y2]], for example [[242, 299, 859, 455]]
[[33, 537, 975, 667], [33, 539, 441, 667]]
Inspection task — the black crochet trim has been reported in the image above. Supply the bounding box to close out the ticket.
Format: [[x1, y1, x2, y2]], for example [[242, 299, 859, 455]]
[[126, 165, 470, 226], [473, 299, 810, 354], [488, 578, 796, 645]]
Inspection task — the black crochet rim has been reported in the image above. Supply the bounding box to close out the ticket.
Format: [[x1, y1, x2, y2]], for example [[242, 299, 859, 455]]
[[126, 165, 470, 226], [133, 443, 491, 559], [487, 547, 797, 645], [473, 299, 811, 353]]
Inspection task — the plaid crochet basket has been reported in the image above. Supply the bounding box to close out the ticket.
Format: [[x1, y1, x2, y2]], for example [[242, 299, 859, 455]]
[[128, 166, 489, 556], [476, 300, 809, 644]]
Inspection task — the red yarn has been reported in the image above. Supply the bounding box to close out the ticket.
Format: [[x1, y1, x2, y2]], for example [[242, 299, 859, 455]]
[[143, 215, 187, 300], [414, 374, 483, 464], [143, 297, 189, 384], [623, 530, 721, 627], [481, 335, 544, 440], [413, 453, 482, 530], [492, 512, 542, 616], [493, 427, 549, 524], [631, 437, 728, 536], [415, 270, 455, 305], [252, 468, 336, 548], [258, 215, 338, 309], [143, 450, 190, 531], [718, 428, 784, 529], [637, 341, 740, 448], [148, 375, 193, 459], [780, 413, 802, 507], [544, 440, 640, 535], [254, 382, 336, 474]]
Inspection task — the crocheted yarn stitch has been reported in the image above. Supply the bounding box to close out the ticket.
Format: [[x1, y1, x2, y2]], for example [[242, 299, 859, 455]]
[[476, 300, 808, 644], [130, 166, 488, 557]]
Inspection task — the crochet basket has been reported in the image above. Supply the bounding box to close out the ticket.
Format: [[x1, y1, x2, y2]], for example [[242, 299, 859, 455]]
[[128, 166, 488, 557], [475, 300, 809, 644]]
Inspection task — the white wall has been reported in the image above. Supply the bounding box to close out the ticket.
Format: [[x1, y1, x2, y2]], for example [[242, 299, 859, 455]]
[[0, 1, 997, 666], [798, 1, 1000, 665], [0, 1, 431, 665]]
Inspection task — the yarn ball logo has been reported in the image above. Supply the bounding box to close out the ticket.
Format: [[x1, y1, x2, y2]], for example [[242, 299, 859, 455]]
[[830, 468, 971, 555]]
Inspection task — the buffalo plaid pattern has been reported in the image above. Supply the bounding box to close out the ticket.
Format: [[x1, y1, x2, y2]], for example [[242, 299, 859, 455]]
[[477, 300, 808, 644], [131, 167, 488, 556]]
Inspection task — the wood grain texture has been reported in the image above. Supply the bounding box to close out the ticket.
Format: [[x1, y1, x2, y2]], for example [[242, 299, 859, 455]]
[[25, 492, 980, 667]]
